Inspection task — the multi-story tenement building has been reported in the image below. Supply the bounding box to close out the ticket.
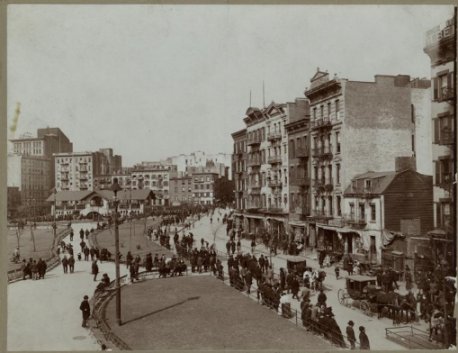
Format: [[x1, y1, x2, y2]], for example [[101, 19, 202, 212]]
[[54, 151, 109, 192], [192, 172, 218, 205], [342, 159, 433, 265], [304, 70, 423, 254], [231, 103, 290, 239], [169, 176, 193, 206], [10, 127, 73, 191], [232, 128, 247, 230], [423, 14, 456, 270], [7, 153, 52, 215], [131, 163, 177, 206], [284, 98, 311, 242]]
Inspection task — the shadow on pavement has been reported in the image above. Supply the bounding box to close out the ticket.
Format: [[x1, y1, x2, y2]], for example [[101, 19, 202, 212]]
[[121, 296, 200, 326]]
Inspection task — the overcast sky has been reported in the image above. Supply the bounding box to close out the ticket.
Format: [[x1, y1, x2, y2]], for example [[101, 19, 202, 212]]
[[7, 4, 454, 166]]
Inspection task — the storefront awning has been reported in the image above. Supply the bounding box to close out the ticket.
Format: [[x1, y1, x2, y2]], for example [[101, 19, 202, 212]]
[[244, 214, 265, 220], [266, 217, 288, 223], [289, 221, 306, 227], [317, 224, 359, 234]]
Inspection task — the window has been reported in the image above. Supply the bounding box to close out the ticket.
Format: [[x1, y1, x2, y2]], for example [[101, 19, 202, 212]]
[[336, 164, 341, 184], [336, 131, 341, 153], [370, 204, 376, 222], [359, 203, 365, 220], [365, 179, 371, 190], [336, 196, 341, 216], [434, 71, 454, 101], [327, 102, 331, 117], [349, 202, 355, 217], [320, 105, 324, 117]]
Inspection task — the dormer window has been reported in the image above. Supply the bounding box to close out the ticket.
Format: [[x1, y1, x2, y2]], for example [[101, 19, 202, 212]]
[[365, 179, 371, 190]]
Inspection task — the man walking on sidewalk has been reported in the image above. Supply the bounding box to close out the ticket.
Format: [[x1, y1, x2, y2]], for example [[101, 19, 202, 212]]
[[79, 295, 91, 328], [346, 320, 356, 349]]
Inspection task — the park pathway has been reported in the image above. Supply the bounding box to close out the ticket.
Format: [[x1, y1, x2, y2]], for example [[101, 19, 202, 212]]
[[7, 222, 127, 351]]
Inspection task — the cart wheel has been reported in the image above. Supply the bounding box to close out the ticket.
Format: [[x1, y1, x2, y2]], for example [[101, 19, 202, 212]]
[[361, 301, 372, 316], [338, 289, 346, 305]]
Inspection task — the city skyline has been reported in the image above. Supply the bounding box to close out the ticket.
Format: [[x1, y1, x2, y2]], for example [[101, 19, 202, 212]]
[[7, 5, 454, 166]]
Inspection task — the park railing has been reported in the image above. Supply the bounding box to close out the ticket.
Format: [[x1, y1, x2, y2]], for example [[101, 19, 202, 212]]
[[7, 227, 71, 283], [90, 274, 131, 350], [385, 325, 444, 349]]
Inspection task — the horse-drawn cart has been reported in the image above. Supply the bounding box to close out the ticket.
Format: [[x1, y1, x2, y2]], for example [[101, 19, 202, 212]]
[[337, 275, 380, 316]]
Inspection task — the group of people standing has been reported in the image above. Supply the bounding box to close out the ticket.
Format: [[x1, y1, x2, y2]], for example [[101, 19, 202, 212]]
[[20, 258, 47, 280]]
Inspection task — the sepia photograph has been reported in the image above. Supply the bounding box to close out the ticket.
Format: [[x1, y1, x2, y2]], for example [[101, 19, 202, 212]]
[[4, 3, 457, 351]]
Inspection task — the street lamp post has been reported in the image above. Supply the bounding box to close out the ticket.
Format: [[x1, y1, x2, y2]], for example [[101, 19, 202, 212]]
[[31, 198, 36, 252], [111, 178, 123, 326], [52, 188, 57, 246]]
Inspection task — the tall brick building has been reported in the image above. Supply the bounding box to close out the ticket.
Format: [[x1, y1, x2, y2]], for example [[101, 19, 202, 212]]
[[303, 70, 431, 256]]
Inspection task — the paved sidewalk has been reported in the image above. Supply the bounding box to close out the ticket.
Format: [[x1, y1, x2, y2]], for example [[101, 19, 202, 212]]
[[8, 222, 127, 351]]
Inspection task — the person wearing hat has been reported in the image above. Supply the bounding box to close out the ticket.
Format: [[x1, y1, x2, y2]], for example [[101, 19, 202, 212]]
[[359, 326, 370, 350], [79, 295, 91, 328], [346, 320, 356, 349]]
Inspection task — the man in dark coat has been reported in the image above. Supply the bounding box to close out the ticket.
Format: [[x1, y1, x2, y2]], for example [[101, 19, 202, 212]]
[[62, 255, 69, 274], [346, 320, 356, 349], [291, 275, 300, 300], [317, 289, 327, 307], [92, 260, 99, 281], [79, 295, 91, 328], [79, 228, 84, 240], [69, 255, 75, 273], [359, 326, 370, 350], [83, 246, 90, 261], [37, 258, 47, 279]]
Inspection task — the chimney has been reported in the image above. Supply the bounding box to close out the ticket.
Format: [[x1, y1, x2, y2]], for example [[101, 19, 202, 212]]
[[395, 156, 416, 172]]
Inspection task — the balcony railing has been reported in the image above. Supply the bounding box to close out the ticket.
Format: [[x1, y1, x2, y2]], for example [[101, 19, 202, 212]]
[[312, 116, 332, 130], [268, 179, 282, 188], [296, 146, 309, 158], [290, 177, 310, 187], [436, 173, 453, 187], [312, 145, 333, 159], [267, 131, 282, 141], [343, 214, 367, 228], [264, 207, 283, 214], [268, 155, 282, 164], [247, 158, 261, 167], [247, 135, 262, 146], [439, 87, 455, 101], [294, 206, 309, 215], [438, 129, 454, 145], [310, 209, 332, 218], [250, 186, 261, 195]]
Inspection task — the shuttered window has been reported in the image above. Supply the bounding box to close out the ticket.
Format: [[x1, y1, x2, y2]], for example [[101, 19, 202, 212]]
[[433, 77, 439, 100]]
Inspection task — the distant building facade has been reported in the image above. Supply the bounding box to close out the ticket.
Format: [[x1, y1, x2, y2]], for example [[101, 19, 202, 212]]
[[7, 153, 52, 215], [54, 151, 109, 192]]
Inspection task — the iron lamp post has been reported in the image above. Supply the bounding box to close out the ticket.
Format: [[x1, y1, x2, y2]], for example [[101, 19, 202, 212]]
[[111, 178, 123, 326]]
